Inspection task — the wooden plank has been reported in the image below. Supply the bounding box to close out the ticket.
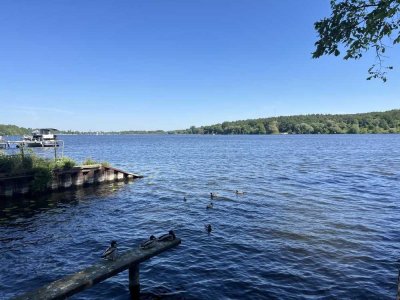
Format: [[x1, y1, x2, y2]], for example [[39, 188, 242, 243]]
[[14, 238, 181, 300]]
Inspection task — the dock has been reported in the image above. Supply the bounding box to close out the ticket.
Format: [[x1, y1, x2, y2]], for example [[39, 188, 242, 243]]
[[14, 237, 181, 299]]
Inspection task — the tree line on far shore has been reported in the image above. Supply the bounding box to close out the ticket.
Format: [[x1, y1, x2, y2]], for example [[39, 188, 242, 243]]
[[0, 125, 31, 136], [173, 109, 400, 135], [1, 109, 399, 136]]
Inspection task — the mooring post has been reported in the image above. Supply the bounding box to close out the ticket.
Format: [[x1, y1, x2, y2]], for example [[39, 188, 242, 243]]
[[129, 264, 140, 299], [397, 263, 400, 300]]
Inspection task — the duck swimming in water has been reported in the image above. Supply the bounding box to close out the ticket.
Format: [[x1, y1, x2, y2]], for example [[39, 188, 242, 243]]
[[210, 192, 219, 199], [206, 202, 213, 209], [140, 235, 157, 249], [158, 230, 176, 242], [205, 224, 212, 234], [184, 196, 187, 202], [102, 240, 118, 261], [235, 190, 245, 195]]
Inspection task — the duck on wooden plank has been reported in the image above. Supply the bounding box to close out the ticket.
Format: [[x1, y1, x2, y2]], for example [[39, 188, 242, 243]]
[[102, 240, 118, 261], [140, 235, 157, 249], [158, 230, 176, 242]]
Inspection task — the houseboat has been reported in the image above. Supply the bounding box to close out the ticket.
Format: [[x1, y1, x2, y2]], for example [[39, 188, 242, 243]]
[[0, 136, 8, 149], [18, 128, 60, 148]]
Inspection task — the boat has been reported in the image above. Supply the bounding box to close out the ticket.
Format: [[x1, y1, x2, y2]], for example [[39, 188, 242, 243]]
[[0, 136, 8, 149], [18, 128, 60, 148]]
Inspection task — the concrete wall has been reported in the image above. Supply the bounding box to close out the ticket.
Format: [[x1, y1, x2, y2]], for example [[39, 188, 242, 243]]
[[0, 166, 142, 198]]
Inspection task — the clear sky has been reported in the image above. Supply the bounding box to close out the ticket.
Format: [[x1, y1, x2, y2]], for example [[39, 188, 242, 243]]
[[0, 0, 399, 131]]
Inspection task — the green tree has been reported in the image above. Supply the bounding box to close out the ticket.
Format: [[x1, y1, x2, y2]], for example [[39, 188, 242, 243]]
[[241, 124, 252, 134], [348, 121, 360, 133], [190, 126, 196, 134], [0, 124, 31, 136], [257, 122, 267, 134], [326, 120, 343, 134], [311, 122, 325, 134], [379, 119, 389, 130], [313, 0, 400, 81], [295, 123, 314, 134], [266, 121, 280, 134]]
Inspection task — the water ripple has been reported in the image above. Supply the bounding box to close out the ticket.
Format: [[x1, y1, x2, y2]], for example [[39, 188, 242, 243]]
[[1, 134, 399, 299]]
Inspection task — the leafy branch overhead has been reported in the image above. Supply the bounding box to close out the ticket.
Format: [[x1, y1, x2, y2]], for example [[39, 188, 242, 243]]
[[313, 0, 400, 81]]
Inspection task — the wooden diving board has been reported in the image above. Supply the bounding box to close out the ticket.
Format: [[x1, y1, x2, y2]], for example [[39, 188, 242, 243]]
[[14, 238, 181, 300]]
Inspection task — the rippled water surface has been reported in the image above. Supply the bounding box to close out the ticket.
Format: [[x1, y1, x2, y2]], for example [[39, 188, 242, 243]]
[[1, 135, 399, 299]]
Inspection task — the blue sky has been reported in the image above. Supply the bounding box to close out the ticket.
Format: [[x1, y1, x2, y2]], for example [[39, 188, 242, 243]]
[[0, 0, 399, 131]]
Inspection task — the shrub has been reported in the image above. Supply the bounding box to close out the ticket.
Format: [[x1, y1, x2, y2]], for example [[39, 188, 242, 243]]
[[101, 161, 110, 167], [30, 166, 52, 193], [52, 157, 76, 169], [82, 158, 99, 165], [0, 154, 33, 174], [31, 155, 52, 170], [0, 154, 15, 173], [0, 153, 77, 193], [0, 153, 112, 194], [82, 158, 110, 167]]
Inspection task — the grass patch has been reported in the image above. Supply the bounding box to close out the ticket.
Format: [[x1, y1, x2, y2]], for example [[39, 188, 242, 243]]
[[1, 154, 111, 194], [52, 157, 76, 169], [82, 157, 99, 165], [0, 153, 78, 193], [82, 157, 110, 167]]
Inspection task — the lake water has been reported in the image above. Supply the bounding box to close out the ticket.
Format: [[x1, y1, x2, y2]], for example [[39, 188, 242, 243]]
[[0, 134, 399, 299]]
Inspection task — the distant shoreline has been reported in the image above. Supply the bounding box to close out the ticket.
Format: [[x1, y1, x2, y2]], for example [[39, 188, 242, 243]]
[[1, 109, 399, 136], [53, 132, 400, 136]]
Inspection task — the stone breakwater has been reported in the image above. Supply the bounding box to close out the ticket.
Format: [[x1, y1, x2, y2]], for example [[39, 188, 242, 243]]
[[0, 164, 142, 198]]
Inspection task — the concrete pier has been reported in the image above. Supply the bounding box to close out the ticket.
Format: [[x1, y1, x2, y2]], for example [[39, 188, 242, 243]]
[[14, 237, 181, 300], [0, 165, 143, 198]]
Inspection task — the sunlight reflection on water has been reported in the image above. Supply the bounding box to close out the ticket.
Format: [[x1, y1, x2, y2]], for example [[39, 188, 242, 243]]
[[1, 134, 399, 299]]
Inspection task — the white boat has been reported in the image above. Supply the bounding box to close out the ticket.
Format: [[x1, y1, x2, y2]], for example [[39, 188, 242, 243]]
[[19, 128, 60, 148], [0, 136, 8, 149]]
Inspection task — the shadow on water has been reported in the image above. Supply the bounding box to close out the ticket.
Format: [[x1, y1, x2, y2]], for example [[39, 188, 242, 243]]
[[0, 181, 130, 224]]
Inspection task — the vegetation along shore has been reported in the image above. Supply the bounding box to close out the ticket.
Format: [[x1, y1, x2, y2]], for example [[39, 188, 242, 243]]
[[1, 109, 399, 136], [0, 154, 109, 194]]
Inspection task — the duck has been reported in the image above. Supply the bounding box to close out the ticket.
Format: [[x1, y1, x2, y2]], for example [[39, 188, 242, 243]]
[[140, 235, 157, 249], [205, 224, 212, 234], [206, 202, 214, 209], [235, 190, 245, 195], [210, 192, 219, 199], [102, 240, 118, 261], [183, 196, 187, 202], [158, 230, 176, 242]]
